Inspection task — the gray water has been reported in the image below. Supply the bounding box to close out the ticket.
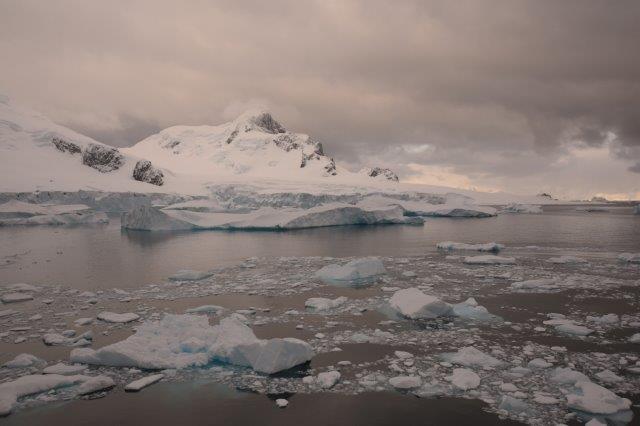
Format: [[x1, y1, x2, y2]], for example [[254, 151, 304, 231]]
[[1, 205, 638, 290]]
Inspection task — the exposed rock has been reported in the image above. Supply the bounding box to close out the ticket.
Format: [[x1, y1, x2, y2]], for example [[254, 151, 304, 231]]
[[51, 137, 81, 154], [132, 160, 164, 186], [324, 158, 337, 176], [82, 143, 124, 172], [365, 167, 399, 182]]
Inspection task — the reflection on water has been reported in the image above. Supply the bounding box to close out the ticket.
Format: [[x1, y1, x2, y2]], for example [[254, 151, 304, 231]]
[[0, 206, 638, 290], [2, 381, 521, 426]]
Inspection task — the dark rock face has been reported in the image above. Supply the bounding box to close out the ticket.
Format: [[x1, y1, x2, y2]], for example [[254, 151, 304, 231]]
[[367, 167, 399, 182], [324, 158, 337, 176], [52, 137, 81, 155], [82, 143, 124, 172], [250, 112, 286, 134], [225, 129, 239, 144], [132, 160, 164, 186]]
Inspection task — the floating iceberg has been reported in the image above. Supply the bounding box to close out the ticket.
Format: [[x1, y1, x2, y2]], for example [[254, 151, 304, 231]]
[[436, 241, 504, 252], [447, 368, 480, 390], [500, 203, 542, 214], [463, 255, 515, 265], [315, 257, 386, 285], [0, 200, 108, 226], [97, 312, 140, 323], [451, 298, 498, 321], [122, 203, 422, 231], [388, 288, 452, 319], [566, 381, 631, 415], [70, 314, 313, 374], [441, 346, 504, 368], [305, 296, 347, 311], [0, 374, 113, 416], [510, 278, 559, 292]]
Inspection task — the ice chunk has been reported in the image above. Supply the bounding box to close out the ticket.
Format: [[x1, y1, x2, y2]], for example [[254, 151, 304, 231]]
[[618, 253, 640, 263], [547, 256, 587, 264], [389, 288, 452, 319], [0, 374, 103, 416], [42, 331, 93, 346], [595, 370, 623, 383], [2, 353, 45, 369], [436, 241, 504, 252], [527, 358, 552, 369], [70, 314, 313, 374], [125, 374, 164, 392], [566, 381, 631, 414], [500, 203, 542, 214], [275, 398, 288, 408], [305, 296, 347, 311], [5, 283, 40, 292], [97, 311, 140, 323], [389, 375, 422, 389], [628, 333, 640, 343], [43, 363, 87, 375], [316, 371, 341, 389], [499, 395, 531, 414], [555, 323, 593, 336], [586, 314, 619, 324], [441, 346, 503, 368], [75, 375, 115, 395], [549, 367, 590, 385], [315, 257, 386, 284], [452, 298, 497, 321], [447, 368, 480, 390], [185, 305, 225, 314], [168, 270, 213, 281], [0, 292, 33, 303], [463, 255, 515, 265], [510, 278, 558, 291]]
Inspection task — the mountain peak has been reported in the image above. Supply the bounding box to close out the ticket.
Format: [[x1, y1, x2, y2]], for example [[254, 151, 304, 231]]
[[232, 110, 286, 134]]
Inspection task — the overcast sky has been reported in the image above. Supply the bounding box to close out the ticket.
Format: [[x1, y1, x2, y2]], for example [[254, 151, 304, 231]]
[[1, 0, 639, 199]]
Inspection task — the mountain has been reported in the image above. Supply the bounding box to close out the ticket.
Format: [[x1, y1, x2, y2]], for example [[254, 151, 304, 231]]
[[0, 96, 167, 193], [125, 110, 342, 180], [0, 97, 401, 194]]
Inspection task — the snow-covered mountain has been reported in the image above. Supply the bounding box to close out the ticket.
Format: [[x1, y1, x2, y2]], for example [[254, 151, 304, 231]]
[[126, 110, 358, 181], [0, 96, 167, 193]]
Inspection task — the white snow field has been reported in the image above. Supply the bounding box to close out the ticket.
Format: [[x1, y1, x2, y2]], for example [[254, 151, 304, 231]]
[[1, 95, 559, 232]]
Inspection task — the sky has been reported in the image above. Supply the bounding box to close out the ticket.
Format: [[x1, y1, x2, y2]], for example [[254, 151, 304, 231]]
[[1, 0, 639, 200]]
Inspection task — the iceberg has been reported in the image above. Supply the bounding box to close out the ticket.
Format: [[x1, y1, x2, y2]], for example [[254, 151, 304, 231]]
[[316, 371, 341, 389], [305, 296, 347, 311], [70, 314, 313, 374], [440, 346, 504, 368], [388, 288, 453, 319], [389, 375, 422, 390], [315, 257, 386, 284], [451, 298, 497, 321], [500, 203, 542, 214], [566, 381, 631, 414], [436, 241, 504, 252], [42, 363, 87, 376], [0, 374, 113, 416], [2, 353, 45, 369], [97, 312, 140, 323], [447, 368, 480, 390], [463, 255, 516, 265]]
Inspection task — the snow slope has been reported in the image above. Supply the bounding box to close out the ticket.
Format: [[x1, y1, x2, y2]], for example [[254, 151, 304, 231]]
[[0, 96, 558, 205]]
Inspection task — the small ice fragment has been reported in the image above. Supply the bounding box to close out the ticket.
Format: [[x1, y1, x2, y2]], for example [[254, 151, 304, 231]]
[[125, 374, 164, 392]]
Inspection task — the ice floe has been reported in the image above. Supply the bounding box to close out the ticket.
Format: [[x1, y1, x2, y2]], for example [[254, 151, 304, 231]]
[[305, 296, 347, 311], [388, 288, 452, 320], [441, 346, 504, 368], [447, 368, 480, 390], [436, 241, 504, 252], [168, 270, 214, 281], [0, 293, 33, 303], [70, 314, 313, 374], [125, 374, 164, 392], [463, 255, 515, 265], [97, 311, 140, 323], [315, 257, 386, 284]]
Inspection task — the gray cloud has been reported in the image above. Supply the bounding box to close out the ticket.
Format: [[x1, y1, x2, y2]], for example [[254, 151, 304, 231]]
[[1, 0, 639, 196]]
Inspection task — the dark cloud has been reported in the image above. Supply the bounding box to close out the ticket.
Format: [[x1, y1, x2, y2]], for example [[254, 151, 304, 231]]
[[1, 0, 639, 195]]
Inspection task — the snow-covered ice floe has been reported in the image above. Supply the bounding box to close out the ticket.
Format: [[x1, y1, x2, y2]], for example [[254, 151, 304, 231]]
[[463, 255, 516, 265], [0, 374, 114, 416], [500, 203, 543, 214], [70, 314, 313, 374], [388, 289, 498, 322], [510, 278, 559, 292], [436, 241, 504, 252], [0, 200, 108, 226], [315, 257, 386, 285], [305, 296, 348, 311]]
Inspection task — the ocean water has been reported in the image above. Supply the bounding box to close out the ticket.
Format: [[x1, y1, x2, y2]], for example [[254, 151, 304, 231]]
[[0, 205, 638, 290], [1, 204, 639, 425]]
